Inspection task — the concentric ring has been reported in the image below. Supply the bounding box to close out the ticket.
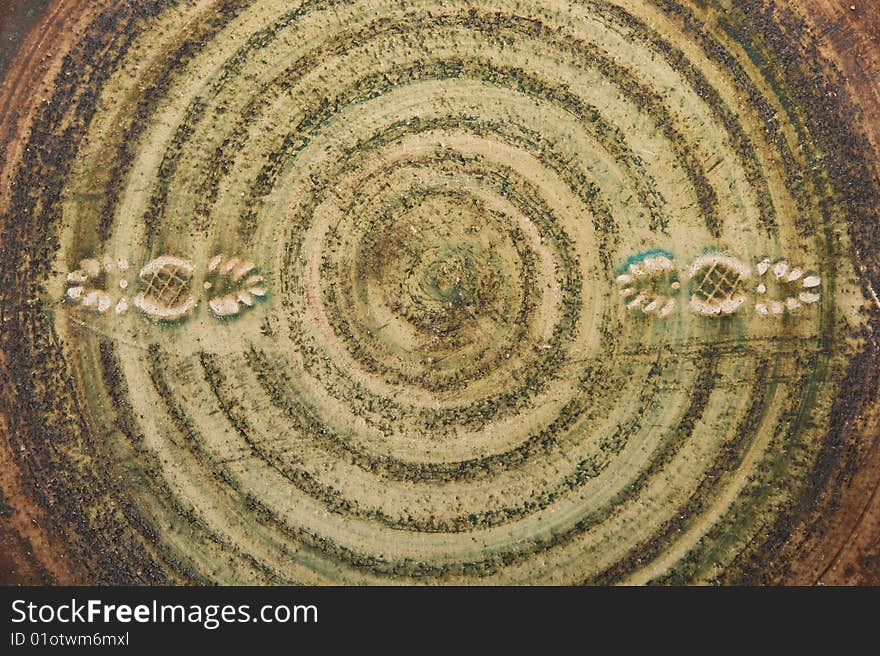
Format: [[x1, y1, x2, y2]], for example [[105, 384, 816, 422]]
[[1, 0, 879, 585]]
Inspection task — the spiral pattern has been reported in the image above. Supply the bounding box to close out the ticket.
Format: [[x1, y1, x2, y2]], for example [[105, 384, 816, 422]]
[[2, 0, 879, 584]]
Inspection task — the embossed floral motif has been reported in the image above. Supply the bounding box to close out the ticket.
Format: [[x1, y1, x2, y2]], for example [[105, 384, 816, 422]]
[[63, 252, 268, 324], [204, 254, 267, 318], [754, 258, 821, 316], [65, 256, 132, 315], [615, 251, 821, 319], [616, 251, 680, 318]]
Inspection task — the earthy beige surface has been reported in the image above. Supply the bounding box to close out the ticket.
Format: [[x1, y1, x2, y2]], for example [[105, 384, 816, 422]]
[[0, 0, 878, 584]]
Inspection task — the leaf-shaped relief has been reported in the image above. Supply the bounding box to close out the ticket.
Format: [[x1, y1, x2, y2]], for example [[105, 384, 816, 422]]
[[65, 255, 132, 315], [616, 252, 680, 318], [754, 258, 821, 316], [204, 254, 267, 318]]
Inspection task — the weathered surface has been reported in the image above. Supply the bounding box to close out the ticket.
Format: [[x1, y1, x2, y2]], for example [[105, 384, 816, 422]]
[[0, 0, 877, 585]]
